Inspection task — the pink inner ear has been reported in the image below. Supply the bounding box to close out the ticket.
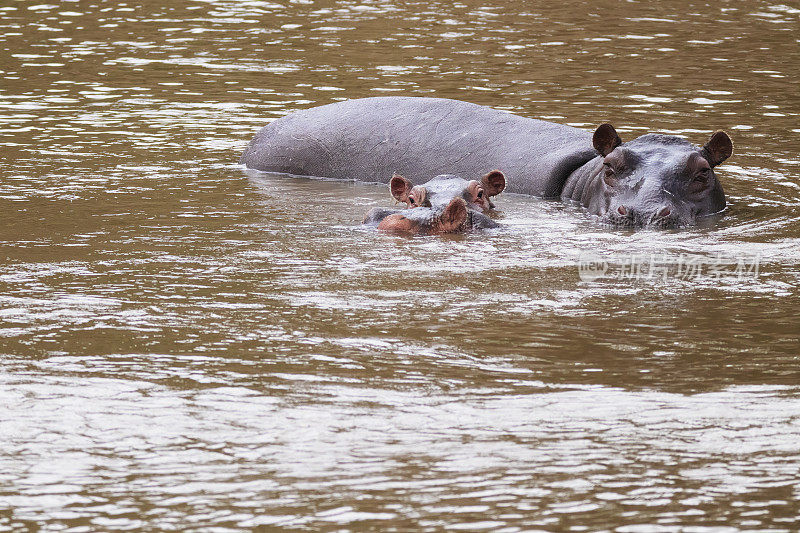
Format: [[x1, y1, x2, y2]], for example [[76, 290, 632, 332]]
[[438, 198, 467, 232], [703, 131, 733, 167], [390, 174, 412, 201], [482, 170, 506, 196]]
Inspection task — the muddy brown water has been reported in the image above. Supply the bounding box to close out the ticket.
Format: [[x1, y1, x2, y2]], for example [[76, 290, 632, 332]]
[[1, 0, 799, 530]]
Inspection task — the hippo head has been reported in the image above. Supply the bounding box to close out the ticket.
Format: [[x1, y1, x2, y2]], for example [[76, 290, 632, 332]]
[[588, 124, 732, 228], [363, 171, 506, 235]]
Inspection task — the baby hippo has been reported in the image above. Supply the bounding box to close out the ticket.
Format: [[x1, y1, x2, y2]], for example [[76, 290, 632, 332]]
[[363, 170, 506, 235]]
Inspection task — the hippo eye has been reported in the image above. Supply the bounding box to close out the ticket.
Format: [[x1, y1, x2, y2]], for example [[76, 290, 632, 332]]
[[477, 189, 484, 199], [409, 197, 416, 205], [692, 169, 711, 184], [603, 164, 618, 186], [689, 169, 712, 194]]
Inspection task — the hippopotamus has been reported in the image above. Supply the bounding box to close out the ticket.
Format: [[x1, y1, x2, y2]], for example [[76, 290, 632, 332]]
[[362, 171, 505, 234], [240, 97, 733, 228]]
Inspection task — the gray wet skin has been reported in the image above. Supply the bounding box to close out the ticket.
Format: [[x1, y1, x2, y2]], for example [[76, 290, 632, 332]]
[[240, 97, 732, 228], [363, 172, 505, 235]]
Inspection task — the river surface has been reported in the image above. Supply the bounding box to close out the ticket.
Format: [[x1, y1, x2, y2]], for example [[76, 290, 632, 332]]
[[1, 0, 799, 530]]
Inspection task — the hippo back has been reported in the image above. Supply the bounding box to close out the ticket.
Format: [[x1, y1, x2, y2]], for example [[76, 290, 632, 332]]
[[239, 97, 596, 197]]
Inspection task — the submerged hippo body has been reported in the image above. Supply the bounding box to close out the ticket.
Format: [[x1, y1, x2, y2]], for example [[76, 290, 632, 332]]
[[240, 97, 732, 228]]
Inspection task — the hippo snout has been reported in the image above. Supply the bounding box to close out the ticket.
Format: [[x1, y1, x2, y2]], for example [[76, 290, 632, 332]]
[[604, 203, 680, 229], [374, 197, 469, 235]]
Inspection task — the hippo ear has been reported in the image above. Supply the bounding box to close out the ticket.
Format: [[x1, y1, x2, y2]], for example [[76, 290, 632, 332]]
[[390, 173, 413, 202], [481, 170, 506, 196], [593, 124, 622, 157], [701, 131, 733, 168], [438, 197, 468, 233]]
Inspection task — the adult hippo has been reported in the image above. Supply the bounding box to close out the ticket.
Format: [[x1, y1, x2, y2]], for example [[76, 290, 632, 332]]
[[240, 97, 733, 228], [363, 171, 506, 235]]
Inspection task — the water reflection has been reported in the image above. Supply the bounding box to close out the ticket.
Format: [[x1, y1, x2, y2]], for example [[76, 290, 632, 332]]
[[3, 370, 800, 529]]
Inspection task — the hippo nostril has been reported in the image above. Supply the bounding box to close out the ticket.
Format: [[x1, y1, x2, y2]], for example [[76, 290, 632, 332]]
[[617, 205, 628, 216], [658, 207, 671, 218]]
